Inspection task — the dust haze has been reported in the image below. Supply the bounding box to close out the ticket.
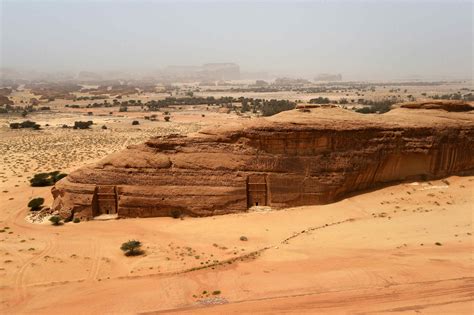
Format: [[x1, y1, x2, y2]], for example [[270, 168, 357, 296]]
[[1, 0, 472, 80]]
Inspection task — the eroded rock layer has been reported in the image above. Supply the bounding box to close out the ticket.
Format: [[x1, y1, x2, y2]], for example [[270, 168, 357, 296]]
[[52, 104, 474, 219]]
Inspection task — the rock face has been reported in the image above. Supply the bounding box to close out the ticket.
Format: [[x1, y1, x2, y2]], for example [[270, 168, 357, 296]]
[[52, 103, 474, 220]]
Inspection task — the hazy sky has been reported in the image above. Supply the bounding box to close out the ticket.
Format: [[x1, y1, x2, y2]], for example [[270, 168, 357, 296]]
[[1, 0, 472, 80]]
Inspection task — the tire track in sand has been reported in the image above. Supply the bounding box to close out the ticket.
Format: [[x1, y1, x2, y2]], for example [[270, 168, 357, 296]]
[[13, 237, 55, 304], [87, 239, 102, 282]]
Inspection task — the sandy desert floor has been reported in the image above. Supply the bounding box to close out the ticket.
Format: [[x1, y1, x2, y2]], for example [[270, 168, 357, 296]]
[[0, 172, 472, 314]]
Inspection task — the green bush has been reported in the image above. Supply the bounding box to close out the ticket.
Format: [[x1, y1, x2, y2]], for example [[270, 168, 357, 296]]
[[49, 215, 62, 226], [73, 121, 93, 129], [28, 197, 44, 211], [73, 218, 80, 223], [30, 171, 67, 187], [120, 240, 143, 256], [9, 121, 41, 130]]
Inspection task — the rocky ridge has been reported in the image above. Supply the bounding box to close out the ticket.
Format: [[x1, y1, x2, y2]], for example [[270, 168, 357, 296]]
[[52, 102, 474, 219]]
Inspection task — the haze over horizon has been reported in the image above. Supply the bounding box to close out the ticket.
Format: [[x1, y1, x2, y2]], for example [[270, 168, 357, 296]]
[[1, 0, 472, 81]]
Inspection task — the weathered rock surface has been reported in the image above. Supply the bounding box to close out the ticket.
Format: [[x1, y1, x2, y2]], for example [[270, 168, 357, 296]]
[[52, 102, 474, 219]]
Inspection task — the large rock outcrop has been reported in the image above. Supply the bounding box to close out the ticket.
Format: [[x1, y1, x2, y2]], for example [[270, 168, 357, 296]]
[[52, 103, 474, 220]]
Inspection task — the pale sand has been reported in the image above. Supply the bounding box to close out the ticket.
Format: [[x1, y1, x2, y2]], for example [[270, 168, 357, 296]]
[[0, 175, 472, 314]]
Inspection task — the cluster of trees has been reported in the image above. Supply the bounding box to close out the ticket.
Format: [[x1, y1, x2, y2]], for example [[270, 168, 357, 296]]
[[238, 97, 296, 116], [214, 87, 280, 93], [431, 93, 474, 101], [309, 97, 330, 104], [62, 95, 297, 116], [260, 99, 295, 116], [30, 171, 67, 187], [9, 120, 41, 130], [146, 96, 234, 110], [355, 99, 397, 114], [76, 95, 108, 101], [2, 104, 42, 116]]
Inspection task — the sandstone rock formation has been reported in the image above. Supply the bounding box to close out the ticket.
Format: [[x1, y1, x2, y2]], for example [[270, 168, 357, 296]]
[[400, 100, 473, 112], [52, 102, 474, 220]]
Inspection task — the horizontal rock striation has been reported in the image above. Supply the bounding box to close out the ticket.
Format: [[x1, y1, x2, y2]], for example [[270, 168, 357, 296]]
[[52, 103, 474, 220]]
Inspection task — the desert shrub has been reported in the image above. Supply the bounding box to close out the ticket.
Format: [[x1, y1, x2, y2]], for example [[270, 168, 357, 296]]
[[49, 215, 62, 226], [30, 173, 53, 186], [164, 116, 171, 122], [132, 120, 139, 125], [120, 240, 143, 256], [212, 290, 221, 295], [73, 121, 93, 129], [30, 171, 67, 187], [101, 125, 107, 129], [170, 209, 181, 219], [239, 236, 248, 241], [119, 106, 128, 112], [28, 197, 44, 211], [54, 173, 67, 181], [73, 218, 80, 223], [20, 120, 37, 128], [10, 120, 40, 129]]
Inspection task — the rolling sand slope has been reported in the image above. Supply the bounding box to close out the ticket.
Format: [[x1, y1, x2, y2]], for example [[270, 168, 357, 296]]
[[0, 175, 472, 314]]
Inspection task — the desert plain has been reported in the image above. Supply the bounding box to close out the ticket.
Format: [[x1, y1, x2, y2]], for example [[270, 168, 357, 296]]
[[0, 80, 473, 314]]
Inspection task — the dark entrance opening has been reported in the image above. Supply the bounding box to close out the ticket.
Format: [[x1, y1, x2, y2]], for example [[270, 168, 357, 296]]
[[247, 175, 267, 208], [92, 185, 118, 216]]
